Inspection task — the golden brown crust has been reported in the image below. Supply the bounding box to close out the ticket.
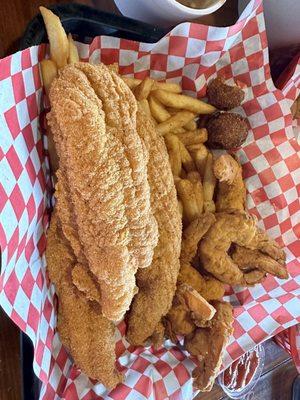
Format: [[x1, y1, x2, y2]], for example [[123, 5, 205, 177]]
[[126, 108, 182, 346], [185, 301, 234, 391], [46, 213, 122, 388], [199, 211, 257, 284], [48, 63, 158, 321], [214, 154, 246, 212]]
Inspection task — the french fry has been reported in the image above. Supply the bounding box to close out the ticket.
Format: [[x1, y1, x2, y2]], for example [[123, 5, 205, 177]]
[[169, 110, 197, 130], [203, 152, 216, 213], [152, 81, 181, 93], [134, 77, 154, 100], [122, 77, 142, 89], [157, 111, 195, 136], [149, 96, 171, 122], [175, 128, 208, 146], [164, 134, 182, 176], [68, 33, 79, 64], [186, 143, 203, 152], [184, 119, 197, 131], [189, 144, 208, 178], [176, 178, 199, 224], [152, 89, 216, 114], [179, 141, 196, 172], [40, 6, 69, 69], [138, 99, 152, 118], [173, 127, 186, 134], [40, 59, 58, 95], [187, 171, 204, 214]]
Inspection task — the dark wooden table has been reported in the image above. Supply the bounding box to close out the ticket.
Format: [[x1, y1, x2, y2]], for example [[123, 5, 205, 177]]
[[0, 1, 298, 399]]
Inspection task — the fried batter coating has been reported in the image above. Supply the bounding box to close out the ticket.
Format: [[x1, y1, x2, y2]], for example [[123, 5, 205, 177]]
[[46, 213, 122, 388], [166, 215, 223, 341], [185, 301, 233, 392], [247, 228, 286, 264], [232, 245, 288, 280], [179, 215, 224, 301], [214, 154, 246, 212], [207, 112, 248, 149], [166, 284, 215, 339], [179, 263, 225, 301], [199, 211, 258, 285], [126, 108, 182, 346], [180, 213, 216, 264], [71, 264, 102, 303], [199, 211, 288, 285], [207, 77, 245, 110], [48, 63, 158, 321], [166, 301, 196, 337]]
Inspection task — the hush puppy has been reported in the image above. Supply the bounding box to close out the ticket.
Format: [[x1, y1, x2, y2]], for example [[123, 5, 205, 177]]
[[206, 112, 248, 149], [207, 77, 245, 110]]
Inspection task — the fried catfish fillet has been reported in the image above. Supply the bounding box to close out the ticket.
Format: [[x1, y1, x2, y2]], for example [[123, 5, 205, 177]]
[[48, 63, 158, 321], [126, 107, 182, 346], [46, 213, 122, 388]]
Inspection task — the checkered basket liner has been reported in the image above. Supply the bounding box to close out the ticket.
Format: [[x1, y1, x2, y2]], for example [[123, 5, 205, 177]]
[[0, 0, 299, 398]]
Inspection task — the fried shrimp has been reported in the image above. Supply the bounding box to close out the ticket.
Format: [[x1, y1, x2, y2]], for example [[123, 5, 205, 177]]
[[214, 154, 246, 212], [199, 211, 258, 285], [199, 211, 287, 285]]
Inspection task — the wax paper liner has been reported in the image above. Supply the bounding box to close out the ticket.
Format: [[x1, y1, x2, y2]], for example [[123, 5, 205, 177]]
[[0, 0, 299, 398]]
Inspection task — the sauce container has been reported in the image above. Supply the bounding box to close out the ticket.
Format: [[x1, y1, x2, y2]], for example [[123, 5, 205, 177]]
[[218, 345, 265, 399], [114, 0, 226, 27]]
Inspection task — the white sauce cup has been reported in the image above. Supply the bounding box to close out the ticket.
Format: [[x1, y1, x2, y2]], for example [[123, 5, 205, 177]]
[[114, 0, 227, 27]]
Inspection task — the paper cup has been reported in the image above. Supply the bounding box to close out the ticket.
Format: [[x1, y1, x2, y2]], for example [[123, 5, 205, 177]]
[[114, 0, 226, 26]]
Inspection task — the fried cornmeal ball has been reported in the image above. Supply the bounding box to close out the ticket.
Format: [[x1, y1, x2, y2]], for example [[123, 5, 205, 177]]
[[207, 77, 245, 110], [207, 112, 248, 149]]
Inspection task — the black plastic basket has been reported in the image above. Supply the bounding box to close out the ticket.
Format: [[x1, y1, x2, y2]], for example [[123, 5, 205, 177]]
[[20, 4, 166, 400], [20, 3, 167, 49]]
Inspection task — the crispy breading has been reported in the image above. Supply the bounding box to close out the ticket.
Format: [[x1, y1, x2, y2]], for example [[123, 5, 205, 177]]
[[246, 228, 286, 264], [48, 63, 158, 321], [180, 213, 216, 264], [185, 301, 234, 391], [46, 213, 122, 388], [199, 211, 287, 285], [214, 154, 246, 212], [179, 263, 225, 301], [232, 245, 288, 280], [126, 108, 182, 346], [199, 211, 258, 284]]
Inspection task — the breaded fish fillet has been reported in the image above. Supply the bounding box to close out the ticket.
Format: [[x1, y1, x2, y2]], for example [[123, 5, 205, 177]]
[[46, 213, 122, 388], [48, 63, 158, 321], [126, 108, 182, 346]]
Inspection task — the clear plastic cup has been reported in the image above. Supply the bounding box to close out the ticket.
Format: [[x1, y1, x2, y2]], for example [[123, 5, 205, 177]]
[[218, 345, 265, 400]]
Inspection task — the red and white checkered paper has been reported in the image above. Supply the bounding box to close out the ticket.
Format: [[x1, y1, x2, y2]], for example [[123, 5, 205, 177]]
[[0, 0, 299, 398]]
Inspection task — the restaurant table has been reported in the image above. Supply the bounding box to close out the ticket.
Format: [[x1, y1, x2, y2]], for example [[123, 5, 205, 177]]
[[0, 1, 298, 400]]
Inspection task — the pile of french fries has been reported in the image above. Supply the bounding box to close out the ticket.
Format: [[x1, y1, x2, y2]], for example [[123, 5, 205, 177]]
[[126, 76, 217, 223], [39, 6, 79, 94]]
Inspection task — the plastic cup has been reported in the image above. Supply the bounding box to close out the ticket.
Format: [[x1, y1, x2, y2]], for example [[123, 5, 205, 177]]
[[218, 345, 265, 400], [114, 0, 227, 27]]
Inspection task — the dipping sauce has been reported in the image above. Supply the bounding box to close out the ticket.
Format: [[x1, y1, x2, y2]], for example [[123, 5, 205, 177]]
[[223, 348, 259, 391], [177, 0, 217, 9]]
